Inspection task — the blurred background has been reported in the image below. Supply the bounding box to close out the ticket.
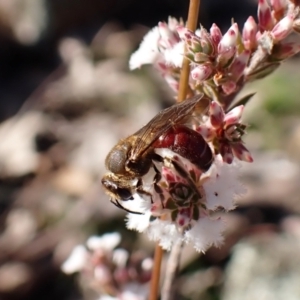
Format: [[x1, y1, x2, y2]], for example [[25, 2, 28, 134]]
[[1, 0, 300, 299]]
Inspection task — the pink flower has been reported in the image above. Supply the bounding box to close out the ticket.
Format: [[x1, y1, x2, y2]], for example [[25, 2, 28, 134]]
[[197, 101, 253, 164]]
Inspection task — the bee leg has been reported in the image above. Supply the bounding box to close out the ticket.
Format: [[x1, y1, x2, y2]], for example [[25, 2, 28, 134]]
[[135, 177, 154, 204], [110, 198, 143, 215], [152, 163, 165, 208]]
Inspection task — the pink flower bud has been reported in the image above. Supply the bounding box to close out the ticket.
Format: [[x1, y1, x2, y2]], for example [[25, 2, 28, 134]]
[[222, 81, 237, 95], [231, 143, 253, 162], [258, 0, 274, 31], [270, 0, 286, 19], [176, 26, 192, 40], [196, 125, 215, 141], [243, 16, 258, 50], [197, 27, 214, 55], [191, 64, 213, 82], [220, 143, 234, 164], [218, 23, 239, 53], [270, 0, 286, 11], [209, 101, 225, 128], [224, 105, 244, 126], [190, 36, 202, 52], [217, 46, 236, 68], [272, 42, 300, 60], [194, 52, 210, 63], [229, 50, 250, 80], [271, 15, 294, 42], [210, 23, 222, 46]]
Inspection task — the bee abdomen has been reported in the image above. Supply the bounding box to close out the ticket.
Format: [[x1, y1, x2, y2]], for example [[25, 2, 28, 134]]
[[154, 125, 213, 172]]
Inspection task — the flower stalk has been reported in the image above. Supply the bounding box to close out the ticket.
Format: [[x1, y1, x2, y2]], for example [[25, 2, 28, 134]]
[[149, 243, 164, 300], [150, 0, 201, 299], [178, 0, 201, 102]]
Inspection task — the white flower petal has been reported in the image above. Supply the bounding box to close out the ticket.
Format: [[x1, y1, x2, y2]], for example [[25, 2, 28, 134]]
[[164, 41, 184, 67], [121, 283, 149, 300], [126, 211, 152, 232], [61, 245, 88, 274], [129, 27, 161, 70], [147, 219, 183, 251], [184, 217, 225, 252], [87, 232, 121, 251], [112, 248, 129, 268], [204, 155, 246, 211]]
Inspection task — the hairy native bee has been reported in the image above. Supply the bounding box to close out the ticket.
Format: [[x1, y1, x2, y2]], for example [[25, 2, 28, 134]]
[[101, 94, 213, 212]]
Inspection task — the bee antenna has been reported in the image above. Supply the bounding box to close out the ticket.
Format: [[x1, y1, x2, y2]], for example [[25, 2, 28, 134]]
[[110, 198, 144, 215]]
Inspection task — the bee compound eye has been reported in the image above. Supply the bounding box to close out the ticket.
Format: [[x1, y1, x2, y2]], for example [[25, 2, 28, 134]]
[[116, 187, 134, 201]]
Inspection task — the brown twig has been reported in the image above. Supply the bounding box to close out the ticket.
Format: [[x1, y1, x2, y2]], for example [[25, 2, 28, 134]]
[[148, 243, 164, 300], [178, 0, 201, 102]]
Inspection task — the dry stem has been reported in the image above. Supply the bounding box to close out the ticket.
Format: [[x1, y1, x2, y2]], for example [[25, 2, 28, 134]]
[[178, 0, 201, 102], [148, 243, 164, 300]]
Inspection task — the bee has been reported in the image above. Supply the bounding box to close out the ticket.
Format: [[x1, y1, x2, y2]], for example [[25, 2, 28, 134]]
[[101, 94, 213, 213]]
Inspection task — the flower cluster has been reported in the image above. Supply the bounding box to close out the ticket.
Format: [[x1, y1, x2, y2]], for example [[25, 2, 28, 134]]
[[102, 0, 300, 253], [197, 101, 253, 164], [61, 233, 152, 300], [130, 0, 300, 107], [125, 151, 246, 253]]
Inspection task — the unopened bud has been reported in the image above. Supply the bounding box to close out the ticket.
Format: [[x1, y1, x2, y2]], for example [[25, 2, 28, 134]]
[[209, 101, 225, 128], [243, 16, 258, 50], [194, 52, 210, 63], [272, 42, 300, 60], [218, 23, 239, 53], [217, 46, 236, 68], [222, 81, 237, 95], [224, 105, 244, 126], [230, 50, 250, 80], [231, 143, 253, 162], [176, 26, 192, 40], [270, 0, 286, 20], [220, 143, 234, 164], [210, 23, 222, 46], [258, 0, 274, 31], [271, 14, 294, 42], [191, 63, 213, 81]]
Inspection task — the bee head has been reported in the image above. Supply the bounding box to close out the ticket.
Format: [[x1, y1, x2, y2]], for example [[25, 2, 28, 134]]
[[101, 173, 134, 201]]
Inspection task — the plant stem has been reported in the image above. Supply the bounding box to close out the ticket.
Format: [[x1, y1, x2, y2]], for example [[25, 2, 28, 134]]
[[161, 240, 183, 300], [149, 1, 201, 299], [178, 0, 201, 102], [148, 243, 164, 300]]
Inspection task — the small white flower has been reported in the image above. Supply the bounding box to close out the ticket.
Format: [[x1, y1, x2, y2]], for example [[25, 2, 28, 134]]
[[87, 232, 121, 252], [164, 41, 184, 67], [94, 265, 112, 284], [121, 283, 149, 300], [61, 245, 88, 274], [112, 248, 129, 268], [129, 27, 161, 70]]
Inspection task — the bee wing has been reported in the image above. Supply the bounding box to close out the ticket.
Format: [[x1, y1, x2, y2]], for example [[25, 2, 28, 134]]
[[130, 94, 209, 159]]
